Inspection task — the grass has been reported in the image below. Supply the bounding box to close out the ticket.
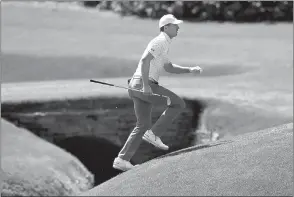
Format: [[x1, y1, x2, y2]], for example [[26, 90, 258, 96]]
[[1, 2, 293, 138], [81, 123, 293, 196], [1, 118, 94, 196], [1, 2, 293, 196], [2, 3, 292, 78]]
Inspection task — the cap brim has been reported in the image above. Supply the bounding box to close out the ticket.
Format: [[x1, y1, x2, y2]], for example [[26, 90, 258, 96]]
[[173, 20, 183, 25]]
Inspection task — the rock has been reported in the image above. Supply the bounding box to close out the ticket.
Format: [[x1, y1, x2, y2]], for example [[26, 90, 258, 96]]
[[80, 123, 293, 196], [1, 119, 94, 196]]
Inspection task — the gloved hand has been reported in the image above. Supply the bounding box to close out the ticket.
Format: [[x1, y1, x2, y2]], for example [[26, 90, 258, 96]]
[[167, 97, 171, 106], [142, 85, 153, 95], [189, 66, 203, 74]]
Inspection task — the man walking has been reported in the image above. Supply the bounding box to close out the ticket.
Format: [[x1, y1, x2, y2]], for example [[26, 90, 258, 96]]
[[113, 14, 202, 171]]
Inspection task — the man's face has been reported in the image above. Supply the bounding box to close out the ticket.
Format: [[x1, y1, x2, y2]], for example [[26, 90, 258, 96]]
[[165, 24, 180, 38]]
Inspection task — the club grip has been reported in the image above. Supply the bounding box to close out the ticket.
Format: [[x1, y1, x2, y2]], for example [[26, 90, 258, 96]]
[[90, 80, 114, 86]]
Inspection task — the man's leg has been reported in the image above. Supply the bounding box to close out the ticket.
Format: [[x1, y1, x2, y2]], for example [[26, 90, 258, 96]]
[[117, 96, 152, 161], [149, 84, 186, 137]]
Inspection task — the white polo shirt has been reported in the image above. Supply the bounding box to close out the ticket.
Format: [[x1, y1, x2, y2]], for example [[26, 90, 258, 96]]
[[133, 32, 171, 82]]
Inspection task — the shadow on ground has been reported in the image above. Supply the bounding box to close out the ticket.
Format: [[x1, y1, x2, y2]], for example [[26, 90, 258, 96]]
[[155, 139, 234, 159]]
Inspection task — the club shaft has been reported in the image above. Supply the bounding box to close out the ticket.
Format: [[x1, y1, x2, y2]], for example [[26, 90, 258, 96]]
[[90, 79, 168, 98]]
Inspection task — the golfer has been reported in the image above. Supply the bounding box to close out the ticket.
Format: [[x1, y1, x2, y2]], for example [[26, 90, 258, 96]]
[[113, 14, 202, 171]]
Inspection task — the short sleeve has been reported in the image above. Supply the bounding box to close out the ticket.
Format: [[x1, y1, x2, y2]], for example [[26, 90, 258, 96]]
[[147, 39, 164, 58]]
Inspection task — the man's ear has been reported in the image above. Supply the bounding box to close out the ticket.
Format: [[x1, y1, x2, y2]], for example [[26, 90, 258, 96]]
[[163, 25, 168, 31]]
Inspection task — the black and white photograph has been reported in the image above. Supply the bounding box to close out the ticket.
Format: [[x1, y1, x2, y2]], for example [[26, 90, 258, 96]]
[[1, 0, 293, 196]]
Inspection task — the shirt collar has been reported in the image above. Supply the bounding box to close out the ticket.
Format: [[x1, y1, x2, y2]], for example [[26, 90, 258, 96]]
[[160, 32, 172, 43]]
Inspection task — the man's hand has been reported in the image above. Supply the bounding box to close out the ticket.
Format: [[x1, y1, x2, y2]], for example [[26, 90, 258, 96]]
[[142, 85, 153, 95], [189, 66, 203, 74]]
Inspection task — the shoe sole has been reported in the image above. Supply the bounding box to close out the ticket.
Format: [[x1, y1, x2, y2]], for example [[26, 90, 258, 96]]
[[142, 135, 169, 150], [113, 163, 132, 171]]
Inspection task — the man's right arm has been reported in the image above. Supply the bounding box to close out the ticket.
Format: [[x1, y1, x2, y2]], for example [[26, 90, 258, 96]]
[[140, 39, 163, 94], [140, 52, 154, 91]]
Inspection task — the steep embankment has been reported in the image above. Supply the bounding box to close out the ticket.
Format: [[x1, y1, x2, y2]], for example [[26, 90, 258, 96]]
[[80, 123, 293, 196], [1, 119, 94, 196], [1, 79, 291, 189]]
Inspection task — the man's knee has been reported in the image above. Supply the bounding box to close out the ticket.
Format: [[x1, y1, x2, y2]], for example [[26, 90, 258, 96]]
[[170, 98, 186, 110], [178, 99, 186, 110]]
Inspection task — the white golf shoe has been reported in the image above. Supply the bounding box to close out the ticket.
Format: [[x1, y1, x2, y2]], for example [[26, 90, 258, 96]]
[[113, 157, 135, 171], [143, 130, 169, 150]]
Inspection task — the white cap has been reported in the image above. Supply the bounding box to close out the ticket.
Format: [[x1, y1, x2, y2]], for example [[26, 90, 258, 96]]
[[159, 14, 183, 28]]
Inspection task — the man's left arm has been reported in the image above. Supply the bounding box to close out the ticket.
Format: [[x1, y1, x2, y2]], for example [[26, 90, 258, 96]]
[[164, 61, 202, 74]]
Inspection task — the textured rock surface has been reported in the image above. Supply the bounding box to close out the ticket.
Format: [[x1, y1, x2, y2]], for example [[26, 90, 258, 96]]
[[1, 119, 94, 196]]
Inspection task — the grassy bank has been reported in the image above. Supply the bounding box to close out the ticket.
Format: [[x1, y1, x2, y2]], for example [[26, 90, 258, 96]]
[[1, 3, 293, 196], [2, 2, 293, 138]]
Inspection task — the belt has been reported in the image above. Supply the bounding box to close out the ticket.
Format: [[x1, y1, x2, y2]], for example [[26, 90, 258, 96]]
[[128, 76, 158, 85], [149, 77, 159, 85]]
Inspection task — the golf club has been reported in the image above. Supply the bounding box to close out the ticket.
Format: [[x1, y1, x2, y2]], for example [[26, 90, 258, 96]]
[[89, 79, 170, 101]]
